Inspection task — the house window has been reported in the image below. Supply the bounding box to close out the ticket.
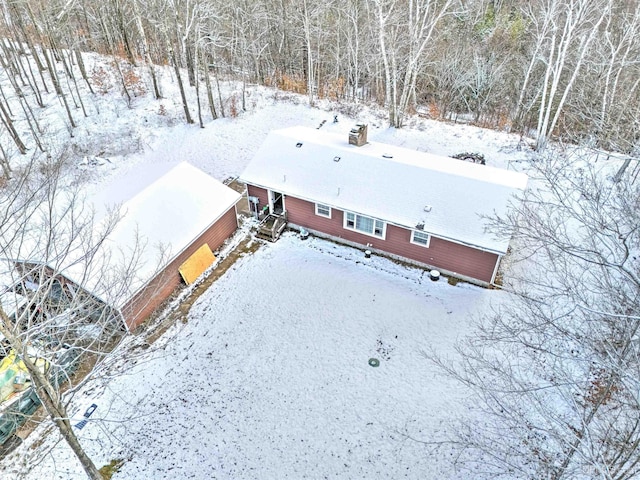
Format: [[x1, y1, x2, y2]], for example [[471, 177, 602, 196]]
[[315, 203, 331, 218], [344, 212, 385, 238], [411, 230, 430, 247]]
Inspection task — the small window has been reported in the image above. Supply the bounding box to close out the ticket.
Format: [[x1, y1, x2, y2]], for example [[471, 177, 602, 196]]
[[315, 203, 331, 218], [344, 211, 385, 239], [374, 220, 384, 237], [346, 212, 355, 228], [411, 230, 430, 247]]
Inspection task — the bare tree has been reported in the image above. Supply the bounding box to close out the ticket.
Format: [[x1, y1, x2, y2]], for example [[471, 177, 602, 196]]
[[531, 0, 613, 150], [0, 153, 148, 479], [429, 150, 640, 479], [574, 1, 640, 152], [132, 0, 162, 99], [372, 0, 457, 127]]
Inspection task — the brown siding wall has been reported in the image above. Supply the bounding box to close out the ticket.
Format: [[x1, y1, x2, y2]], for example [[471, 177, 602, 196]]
[[284, 195, 498, 283], [247, 185, 269, 214], [121, 206, 239, 331]]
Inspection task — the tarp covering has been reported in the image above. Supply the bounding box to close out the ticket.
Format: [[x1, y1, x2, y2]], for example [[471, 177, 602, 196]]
[[0, 351, 47, 405], [179, 244, 216, 285]]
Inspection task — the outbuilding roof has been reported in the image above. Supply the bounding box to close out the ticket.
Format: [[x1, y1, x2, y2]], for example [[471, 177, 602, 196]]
[[241, 126, 527, 254], [64, 162, 241, 304]]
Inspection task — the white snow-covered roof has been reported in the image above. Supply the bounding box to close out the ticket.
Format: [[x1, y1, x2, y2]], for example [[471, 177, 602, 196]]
[[0, 291, 27, 318], [63, 162, 241, 304], [241, 126, 527, 254], [0, 260, 18, 294]]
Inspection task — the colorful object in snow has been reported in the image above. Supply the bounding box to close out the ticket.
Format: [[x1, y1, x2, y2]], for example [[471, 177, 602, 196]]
[[179, 243, 216, 285]]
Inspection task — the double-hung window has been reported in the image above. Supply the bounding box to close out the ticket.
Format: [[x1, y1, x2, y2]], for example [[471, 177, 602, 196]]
[[344, 212, 385, 238], [411, 230, 430, 247], [315, 203, 331, 218]]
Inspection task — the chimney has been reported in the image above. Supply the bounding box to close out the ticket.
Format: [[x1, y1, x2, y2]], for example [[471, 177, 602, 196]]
[[349, 124, 368, 147]]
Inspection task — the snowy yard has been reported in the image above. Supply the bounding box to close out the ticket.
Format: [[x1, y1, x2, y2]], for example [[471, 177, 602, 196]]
[[0, 24, 632, 476], [0, 54, 531, 478], [10, 233, 503, 479]]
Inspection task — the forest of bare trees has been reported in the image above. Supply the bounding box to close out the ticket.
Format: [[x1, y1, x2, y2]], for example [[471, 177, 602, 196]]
[[1, 0, 639, 164], [1, 1, 640, 479]]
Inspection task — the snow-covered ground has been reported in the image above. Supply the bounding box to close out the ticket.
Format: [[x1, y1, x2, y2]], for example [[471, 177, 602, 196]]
[[6, 233, 506, 479], [86, 99, 531, 208], [2, 46, 634, 479], [0, 55, 535, 479], [47, 54, 534, 209]]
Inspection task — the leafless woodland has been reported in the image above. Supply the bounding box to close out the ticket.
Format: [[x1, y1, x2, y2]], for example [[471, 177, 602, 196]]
[[0, 0, 639, 163]]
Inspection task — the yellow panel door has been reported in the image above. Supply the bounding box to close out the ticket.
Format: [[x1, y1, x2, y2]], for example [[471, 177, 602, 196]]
[[178, 244, 216, 285]]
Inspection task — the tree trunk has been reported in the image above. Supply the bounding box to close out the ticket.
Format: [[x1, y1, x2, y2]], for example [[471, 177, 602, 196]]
[[0, 315, 104, 480], [0, 22, 46, 107], [204, 53, 217, 120], [0, 99, 27, 154], [66, 51, 88, 117], [215, 64, 225, 118], [75, 49, 95, 95], [1, 39, 26, 89], [17, 94, 45, 152], [21, 45, 46, 107], [535, 0, 612, 150], [40, 46, 77, 129], [301, 0, 315, 104], [194, 40, 204, 128], [21, 2, 51, 92], [0, 50, 16, 116], [132, 1, 162, 99], [112, 0, 136, 65], [171, 49, 194, 124], [186, 43, 196, 87], [375, 2, 394, 126], [0, 142, 12, 177]]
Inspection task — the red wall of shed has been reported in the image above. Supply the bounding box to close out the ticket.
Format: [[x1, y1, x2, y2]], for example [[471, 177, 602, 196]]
[[121, 206, 239, 331]]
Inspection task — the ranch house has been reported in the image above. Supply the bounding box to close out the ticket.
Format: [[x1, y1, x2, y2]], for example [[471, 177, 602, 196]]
[[241, 125, 527, 285]]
